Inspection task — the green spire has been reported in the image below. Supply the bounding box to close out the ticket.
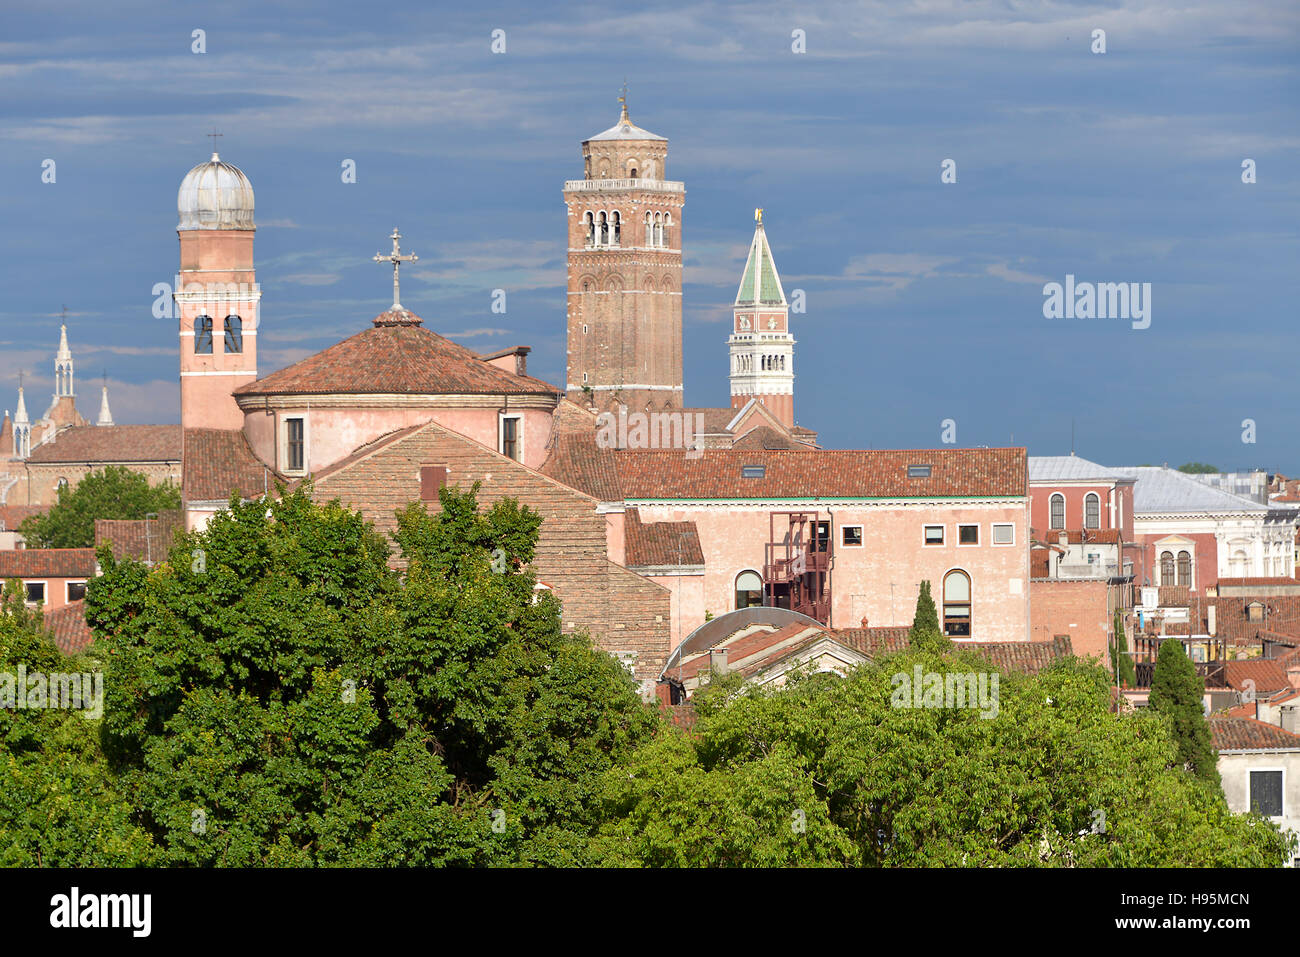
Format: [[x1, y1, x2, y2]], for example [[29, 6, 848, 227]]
[[735, 212, 787, 307]]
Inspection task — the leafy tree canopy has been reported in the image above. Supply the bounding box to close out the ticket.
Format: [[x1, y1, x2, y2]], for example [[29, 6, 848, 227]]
[[18, 466, 181, 549], [1177, 463, 1219, 474]]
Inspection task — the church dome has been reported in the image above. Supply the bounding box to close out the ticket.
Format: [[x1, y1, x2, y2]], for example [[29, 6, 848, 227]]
[[177, 153, 255, 230]]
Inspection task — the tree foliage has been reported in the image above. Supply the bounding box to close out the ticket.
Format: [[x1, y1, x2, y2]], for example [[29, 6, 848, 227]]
[[1148, 638, 1220, 786], [18, 466, 181, 548], [908, 580, 950, 654], [1176, 463, 1219, 474], [1111, 608, 1136, 688]]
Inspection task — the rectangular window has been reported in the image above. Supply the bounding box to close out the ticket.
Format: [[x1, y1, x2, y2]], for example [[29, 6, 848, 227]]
[[841, 526, 863, 547], [741, 465, 766, 479], [907, 464, 932, 478], [1250, 770, 1284, 817], [66, 581, 87, 602], [286, 417, 305, 472], [924, 525, 944, 545], [958, 524, 979, 545], [25, 581, 45, 604], [992, 523, 1014, 545], [500, 415, 521, 461]]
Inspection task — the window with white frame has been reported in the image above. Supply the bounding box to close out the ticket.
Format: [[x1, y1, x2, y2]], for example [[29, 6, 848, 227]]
[[958, 524, 979, 546], [1250, 769, 1283, 817], [1049, 493, 1065, 530], [499, 414, 522, 462], [66, 581, 87, 602], [992, 523, 1014, 545], [25, 581, 45, 604], [924, 525, 944, 545], [1084, 492, 1100, 529]]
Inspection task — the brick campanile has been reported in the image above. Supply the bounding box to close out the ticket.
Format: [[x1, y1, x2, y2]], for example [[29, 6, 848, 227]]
[[176, 152, 260, 431], [564, 101, 684, 412]]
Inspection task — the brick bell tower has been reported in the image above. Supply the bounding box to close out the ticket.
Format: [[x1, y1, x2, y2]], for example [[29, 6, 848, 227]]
[[175, 149, 260, 431], [729, 209, 795, 427], [564, 92, 684, 412]]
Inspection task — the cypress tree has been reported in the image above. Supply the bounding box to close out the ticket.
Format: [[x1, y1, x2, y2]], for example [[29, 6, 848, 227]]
[[1111, 608, 1136, 687], [1148, 638, 1220, 787], [908, 580, 950, 652]]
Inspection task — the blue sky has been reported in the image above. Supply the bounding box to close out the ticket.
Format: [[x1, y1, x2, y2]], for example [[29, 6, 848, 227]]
[[2, 1, 1297, 470]]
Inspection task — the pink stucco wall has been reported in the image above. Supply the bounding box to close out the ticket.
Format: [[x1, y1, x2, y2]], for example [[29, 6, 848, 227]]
[[632, 501, 1030, 642]]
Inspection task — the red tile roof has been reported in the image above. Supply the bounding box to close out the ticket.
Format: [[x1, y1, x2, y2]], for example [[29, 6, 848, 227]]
[[963, 636, 1075, 674], [1209, 716, 1300, 751], [729, 425, 811, 450], [44, 600, 94, 654], [624, 508, 703, 567], [1215, 577, 1300, 588], [539, 430, 622, 501], [94, 510, 185, 562], [0, 505, 50, 533], [613, 447, 1027, 500], [25, 425, 182, 464], [183, 429, 279, 502], [1223, 659, 1293, 695], [0, 548, 98, 578], [232, 319, 562, 399]]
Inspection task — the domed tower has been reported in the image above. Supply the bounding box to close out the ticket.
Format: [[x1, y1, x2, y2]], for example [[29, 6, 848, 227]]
[[176, 152, 259, 431], [563, 95, 684, 412]]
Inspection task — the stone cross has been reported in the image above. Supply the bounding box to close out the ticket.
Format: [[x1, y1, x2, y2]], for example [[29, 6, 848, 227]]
[[373, 228, 418, 310]]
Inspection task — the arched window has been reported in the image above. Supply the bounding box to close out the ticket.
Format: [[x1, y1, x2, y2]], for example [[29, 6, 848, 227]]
[[1084, 492, 1100, 529], [1049, 493, 1065, 530], [654, 212, 663, 247], [942, 570, 971, 637], [611, 211, 621, 245], [1177, 550, 1191, 586], [194, 315, 214, 354], [735, 570, 763, 610], [1160, 551, 1175, 584], [663, 212, 672, 246], [645, 211, 653, 245], [598, 212, 609, 245], [629, 165, 638, 179], [1232, 549, 1249, 576], [55, 477, 68, 491], [224, 315, 243, 354], [584, 211, 594, 246]]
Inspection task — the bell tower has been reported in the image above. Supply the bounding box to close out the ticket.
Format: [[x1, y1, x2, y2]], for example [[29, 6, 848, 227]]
[[729, 210, 795, 427], [564, 92, 683, 411], [176, 148, 260, 432]]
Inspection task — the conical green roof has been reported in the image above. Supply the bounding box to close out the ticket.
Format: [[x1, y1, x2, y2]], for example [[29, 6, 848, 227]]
[[735, 225, 786, 306]]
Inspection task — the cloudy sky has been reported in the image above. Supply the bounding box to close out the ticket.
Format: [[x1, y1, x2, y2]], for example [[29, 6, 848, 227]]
[[2, 1, 1297, 470]]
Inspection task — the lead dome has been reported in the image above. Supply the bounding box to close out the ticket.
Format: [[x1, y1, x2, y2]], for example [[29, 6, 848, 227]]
[[177, 153, 255, 230]]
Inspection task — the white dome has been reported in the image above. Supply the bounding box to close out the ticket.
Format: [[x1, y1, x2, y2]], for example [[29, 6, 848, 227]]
[[177, 153, 255, 230]]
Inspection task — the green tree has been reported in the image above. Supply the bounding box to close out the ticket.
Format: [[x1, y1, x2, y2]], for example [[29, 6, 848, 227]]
[[18, 466, 181, 548], [0, 580, 158, 865], [593, 649, 1289, 866], [1148, 637, 1220, 786], [1111, 608, 1136, 688], [908, 580, 950, 653], [84, 483, 656, 867], [1177, 463, 1219, 474]]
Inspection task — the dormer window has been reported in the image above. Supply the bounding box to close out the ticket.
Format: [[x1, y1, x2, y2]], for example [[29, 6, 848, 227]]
[[907, 464, 932, 478], [1248, 601, 1265, 623]]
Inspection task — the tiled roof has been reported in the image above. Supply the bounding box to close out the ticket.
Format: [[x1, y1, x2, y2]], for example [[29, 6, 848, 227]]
[[24, 425, 182, 464], [1209, 716, 1300, 751], [183, 428, 279, 502], [624, 508, 703, 566], [613, 447, 1027, 500], [729, 425, 809, 450], [1157, 585, 1192, 607], [1223, 659, 1293, 695], [1111, 466, 1269, 514], [1028, 455, 1126, 482], [679, 407, 745, 435], [0, 548, 98, 578], [538, 430, 622, 501], [44, 600, 94, 654], [232, 320, 562, 398], [94, 509, 184, 562], [963, 636, 1074, 674], [1033, 528, 1121, 544], [834, 627, 911, 656], [0, 505, 50, 533], [1216, 577, 1300, 588]]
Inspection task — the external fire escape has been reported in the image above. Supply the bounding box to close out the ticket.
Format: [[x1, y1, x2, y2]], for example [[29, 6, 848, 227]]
[[763, 511, 832, 624]]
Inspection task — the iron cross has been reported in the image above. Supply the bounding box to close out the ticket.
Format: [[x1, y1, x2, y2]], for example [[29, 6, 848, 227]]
[[373, 228, 418, 310]]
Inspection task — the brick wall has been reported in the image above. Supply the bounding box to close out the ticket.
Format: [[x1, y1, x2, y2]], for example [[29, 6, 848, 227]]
[[1029, 578, 1112, 664], [312, 421, 672, 684]]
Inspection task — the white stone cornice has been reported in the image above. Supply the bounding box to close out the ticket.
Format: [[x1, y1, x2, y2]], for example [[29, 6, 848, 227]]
[[234, 392, 561, 412]]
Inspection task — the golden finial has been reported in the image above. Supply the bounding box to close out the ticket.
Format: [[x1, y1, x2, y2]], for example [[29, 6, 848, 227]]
[[755, 208, 763, 225], [619, 80, 628, 120]]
